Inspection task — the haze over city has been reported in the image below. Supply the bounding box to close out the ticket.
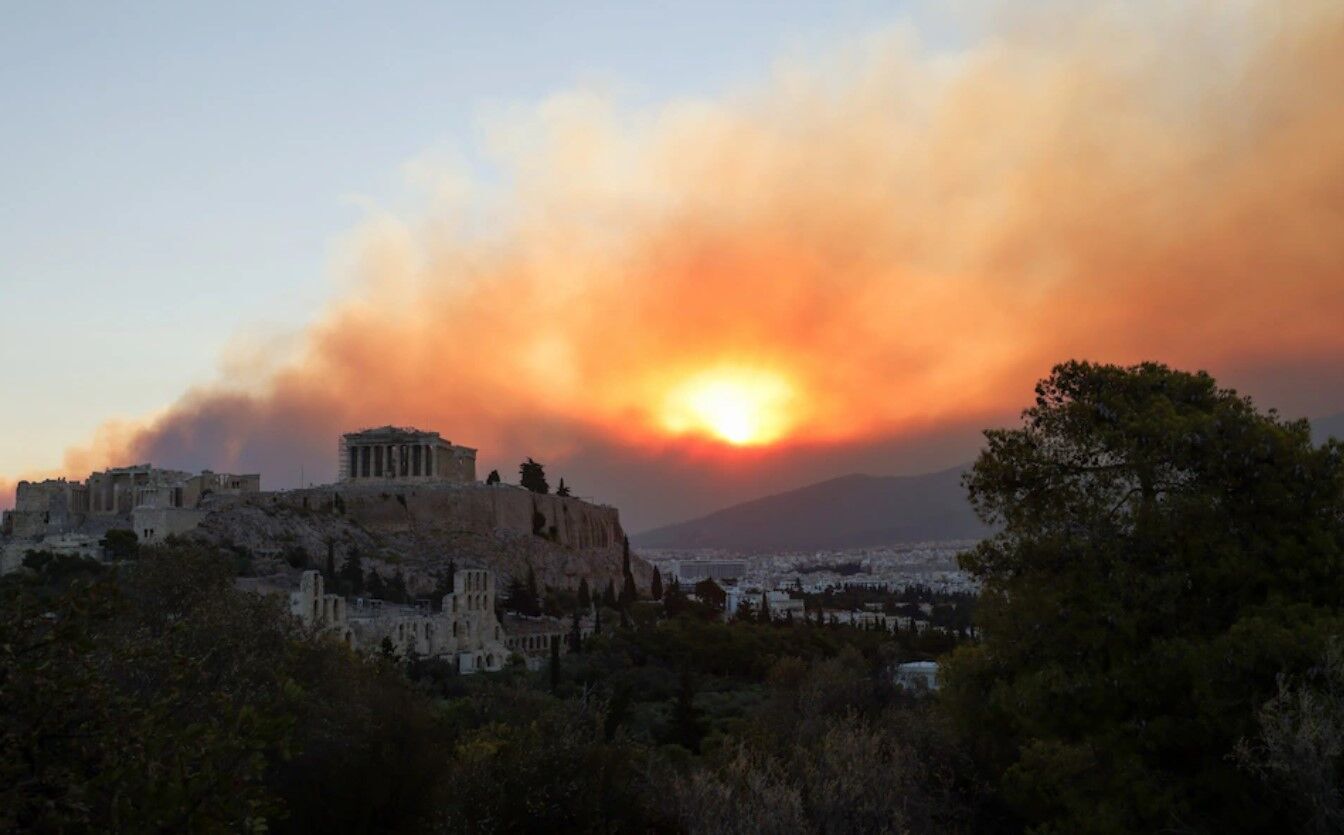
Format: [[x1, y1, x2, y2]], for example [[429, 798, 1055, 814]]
[[4, 0, 1342, 531]]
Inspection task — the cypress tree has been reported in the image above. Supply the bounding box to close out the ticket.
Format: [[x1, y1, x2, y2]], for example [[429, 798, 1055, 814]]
[[340, 549, 364, 595], [650, 569, 664, 600], [603, 578, 617, 609], [526, 566, 539, 609], [577, 577, 591, 610]]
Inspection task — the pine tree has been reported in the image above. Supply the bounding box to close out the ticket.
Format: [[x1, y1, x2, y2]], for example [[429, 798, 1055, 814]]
[[650, 569, 664, 601], [519, 458, 549, 494], [555, 478, 571, 497]]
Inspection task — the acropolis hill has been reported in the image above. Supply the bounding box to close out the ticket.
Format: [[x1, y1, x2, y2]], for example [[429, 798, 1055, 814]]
[[2, 425, 651, 595]]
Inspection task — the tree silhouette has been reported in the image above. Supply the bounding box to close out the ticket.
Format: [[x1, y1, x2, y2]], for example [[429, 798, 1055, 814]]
[[555, 478, 571, 497], [485, 469, 501, 485], [519, 458, 549, 494]]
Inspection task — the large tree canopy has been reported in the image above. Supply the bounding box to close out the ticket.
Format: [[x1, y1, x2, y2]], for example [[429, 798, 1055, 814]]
[[944, 361, 1344, 833]]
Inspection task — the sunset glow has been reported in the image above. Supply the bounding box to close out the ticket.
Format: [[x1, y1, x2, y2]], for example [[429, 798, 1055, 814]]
[[2, 0, 1343, 534], [662, 369, 796, 446]]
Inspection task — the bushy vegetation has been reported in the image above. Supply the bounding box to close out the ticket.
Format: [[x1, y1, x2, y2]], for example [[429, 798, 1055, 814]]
[[4, 361, 1342, 833]]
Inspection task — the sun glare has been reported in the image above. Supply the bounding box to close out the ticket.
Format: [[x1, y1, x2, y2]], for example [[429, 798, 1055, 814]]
[[662, 369, 796, 446]]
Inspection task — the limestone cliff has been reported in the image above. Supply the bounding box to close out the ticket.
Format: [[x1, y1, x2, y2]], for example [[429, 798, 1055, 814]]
[[189, 482, 652, 598]]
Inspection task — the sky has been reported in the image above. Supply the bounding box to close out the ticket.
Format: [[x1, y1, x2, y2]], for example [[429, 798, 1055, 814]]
[[2, 1, 1343, 531]]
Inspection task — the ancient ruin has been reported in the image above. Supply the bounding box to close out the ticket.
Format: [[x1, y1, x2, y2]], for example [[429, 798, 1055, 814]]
[[1, 465, 261, 572], [275, 566, 581, 673], [338, 425, 476, 484]]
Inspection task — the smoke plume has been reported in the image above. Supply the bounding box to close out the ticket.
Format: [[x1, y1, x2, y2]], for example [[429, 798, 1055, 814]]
[[7, 1, 1344, 529]]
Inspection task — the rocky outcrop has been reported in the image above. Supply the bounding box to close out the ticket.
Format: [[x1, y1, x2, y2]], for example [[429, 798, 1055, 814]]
[[189, 482, 651, 598]]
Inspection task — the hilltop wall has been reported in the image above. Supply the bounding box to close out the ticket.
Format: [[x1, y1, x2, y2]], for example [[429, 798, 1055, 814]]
[[191, 482, 648, 596], [271, 482, 623, 550]]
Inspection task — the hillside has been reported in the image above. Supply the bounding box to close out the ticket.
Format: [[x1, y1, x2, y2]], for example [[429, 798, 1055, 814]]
[[189, 481, 651, 596], [632, 465, 988, 552]]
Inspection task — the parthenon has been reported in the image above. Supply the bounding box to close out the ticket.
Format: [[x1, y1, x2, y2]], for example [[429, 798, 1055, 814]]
[[338, 426, 476, 484]]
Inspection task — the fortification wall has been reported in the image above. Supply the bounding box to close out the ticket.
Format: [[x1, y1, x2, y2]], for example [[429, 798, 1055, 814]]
[[271, 483, 624, 551]]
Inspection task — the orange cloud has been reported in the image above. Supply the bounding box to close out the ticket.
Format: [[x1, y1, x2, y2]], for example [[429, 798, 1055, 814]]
[[5, 1, 1344, 527]]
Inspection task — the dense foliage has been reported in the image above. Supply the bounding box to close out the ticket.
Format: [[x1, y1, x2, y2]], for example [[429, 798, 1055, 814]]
[[1, 544, 971, 832], [945, 361, 1344, 833], [5, 360, 1342, 833]]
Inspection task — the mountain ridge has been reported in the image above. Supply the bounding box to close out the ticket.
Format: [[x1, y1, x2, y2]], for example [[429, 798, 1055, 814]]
[[632, 465, 989, 552]]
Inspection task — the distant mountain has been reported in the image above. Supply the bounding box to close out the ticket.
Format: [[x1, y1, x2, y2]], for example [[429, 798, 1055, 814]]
[[1313, 413, 1344, 445], [632, 466, 989, 552]]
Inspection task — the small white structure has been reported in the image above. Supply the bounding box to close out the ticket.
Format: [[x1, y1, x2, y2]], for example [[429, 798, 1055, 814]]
[[894, 661, 939, 693]]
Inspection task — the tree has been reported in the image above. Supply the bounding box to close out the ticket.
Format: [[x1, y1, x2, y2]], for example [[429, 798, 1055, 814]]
[[519, 458, 549, 494], [663, 578, 688, 618], [943, 361, 1344, 833], [620, 573, 638, 609], [485, 469, 501, 485], [570, 610, 583, 654], [526, 566, 540, 608], [387, 570, 409, 604], [549, 636, 561, 693], [431, 563, 456, 612], [324, 539, 336, 582], [668, 669, 704, 753], [101, 528, 138, 560], [602, 579, 617, 609], [1235, 639, 1344, 835], [364, 569, 387, 600], [577, 578, 591, 611], [340, 549, 365, 595], [503, 573, 541, 617], [650, 569, 664, 601], [622, 536, 631, 577], [694, 579, 726, 613], [555, 478, 571, 497]]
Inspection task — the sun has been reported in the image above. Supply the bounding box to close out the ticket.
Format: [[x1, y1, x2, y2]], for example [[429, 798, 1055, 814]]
[[661, 368, 796, 446]]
